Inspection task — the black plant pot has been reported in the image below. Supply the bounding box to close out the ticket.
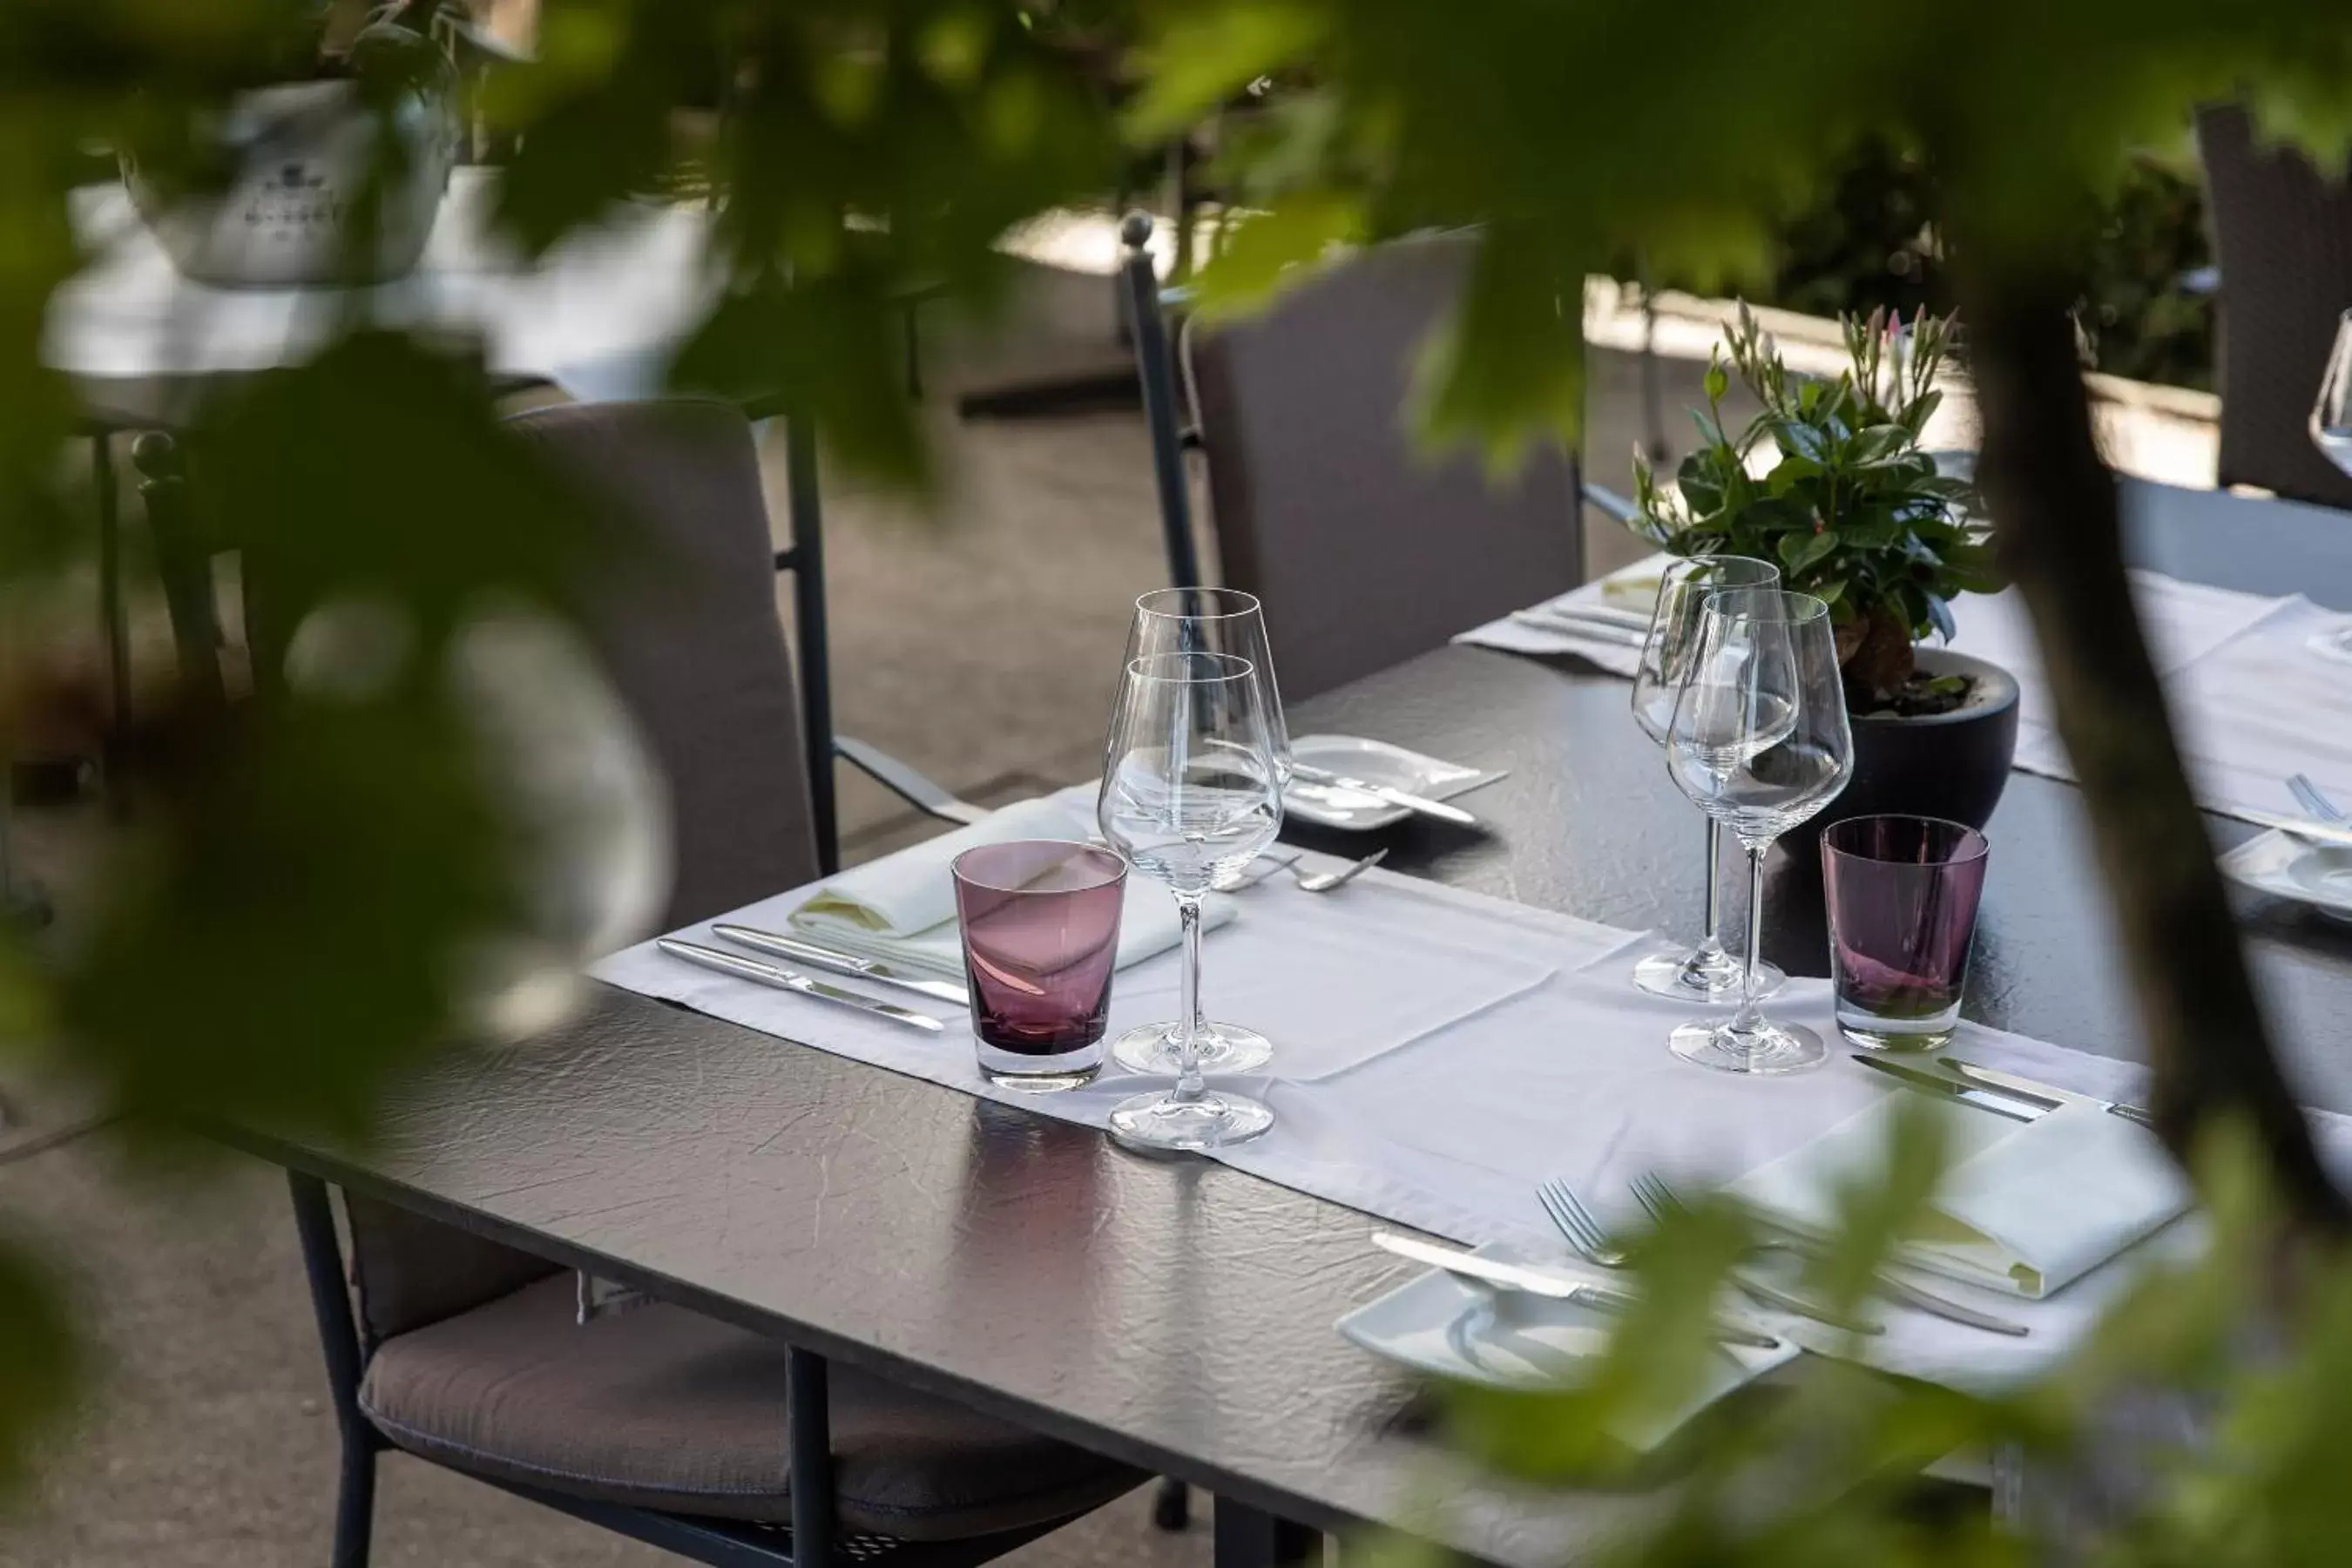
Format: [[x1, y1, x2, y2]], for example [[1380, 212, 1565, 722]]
[[1777, 647, 2021, 865]]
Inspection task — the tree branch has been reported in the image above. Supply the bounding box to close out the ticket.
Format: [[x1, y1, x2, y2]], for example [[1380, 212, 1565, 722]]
[[1957, 261, 2348, 1233]]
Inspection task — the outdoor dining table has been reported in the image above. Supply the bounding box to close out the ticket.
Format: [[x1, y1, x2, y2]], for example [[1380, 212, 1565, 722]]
[[227, 474, 2352, 1568]]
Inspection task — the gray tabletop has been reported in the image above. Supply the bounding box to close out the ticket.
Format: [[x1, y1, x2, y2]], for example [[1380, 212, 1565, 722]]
[[238, 476, 2352, 1568]]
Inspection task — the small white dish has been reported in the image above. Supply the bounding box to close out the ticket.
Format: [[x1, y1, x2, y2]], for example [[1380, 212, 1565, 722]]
[[2220, 829, 2352, 926], [1335, 1241, 1616, 1390], [1337, 1241, 1799, 1447], [1283, 734, 1505, 831]]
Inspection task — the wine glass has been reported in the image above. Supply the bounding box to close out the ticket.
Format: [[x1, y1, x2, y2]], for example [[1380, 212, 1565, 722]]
[[1628, 555, 1786, 1003], [1663, 589, 1854, 1073], [1097, 651, 1283, 1150], [1110, 587, 1288, 1074], [2308, 311, 2352, 662]]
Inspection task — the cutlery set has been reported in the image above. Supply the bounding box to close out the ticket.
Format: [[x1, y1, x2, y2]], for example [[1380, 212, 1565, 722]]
[[660, 846, 1395, 1031], [1507, 601, 1654, 647], [1853, 1052, 2155, 1131]]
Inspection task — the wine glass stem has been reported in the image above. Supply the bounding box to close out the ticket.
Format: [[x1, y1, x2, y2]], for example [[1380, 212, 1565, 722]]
[[1173, 893, 1205, 1102], [1700, 817, 1725, 953], [1734, 841, 1768, 1032]]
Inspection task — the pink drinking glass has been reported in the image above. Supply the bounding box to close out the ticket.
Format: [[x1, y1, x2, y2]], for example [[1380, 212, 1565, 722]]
[[1821, 814, 1990, 1053], [951, 841, 1127, 1091]]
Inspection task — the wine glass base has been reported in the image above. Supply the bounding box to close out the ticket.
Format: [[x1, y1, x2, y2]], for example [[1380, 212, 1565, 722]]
[[1110, 1019, 1274, 1075], [1106, 1088, 1275, 1152], [1669, 1017, 1828, 1075], [1632, 949, 1786, 1004]]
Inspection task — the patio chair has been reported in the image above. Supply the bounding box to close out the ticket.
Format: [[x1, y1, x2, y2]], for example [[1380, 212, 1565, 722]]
[[1122, 215, 1635, 701], [286, 400, 1147, 1567], [2196, 102, 2352, 511]]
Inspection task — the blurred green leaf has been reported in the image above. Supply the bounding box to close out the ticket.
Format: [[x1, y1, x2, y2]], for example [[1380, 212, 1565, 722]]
[[0, 1235, 77, 1494], [1126, 2, 1326, 139], [1186, 190, 1366, 319]]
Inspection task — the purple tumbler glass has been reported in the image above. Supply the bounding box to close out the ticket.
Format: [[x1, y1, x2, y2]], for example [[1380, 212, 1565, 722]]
[[1821, 815, 1990, 1054], [951, 841, 1127, 1091]]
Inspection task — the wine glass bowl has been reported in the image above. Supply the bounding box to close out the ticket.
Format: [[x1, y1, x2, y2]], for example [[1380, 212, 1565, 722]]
[[2307, 311, 2352, 662], [1664, 588, 1855, 1073]]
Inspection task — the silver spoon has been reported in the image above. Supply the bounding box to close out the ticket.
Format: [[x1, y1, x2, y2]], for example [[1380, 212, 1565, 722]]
[[1292, 848, 1388, 893]]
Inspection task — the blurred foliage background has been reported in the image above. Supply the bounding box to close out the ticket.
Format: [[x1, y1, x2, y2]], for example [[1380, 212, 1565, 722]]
[[4, 0, 2352, 1559], [1757, 140, 2217, 393]]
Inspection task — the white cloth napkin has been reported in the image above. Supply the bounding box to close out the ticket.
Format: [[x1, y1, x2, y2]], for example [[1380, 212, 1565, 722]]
[[1728, 1094, 2191, 1298], [788, 797, 1231, 977]]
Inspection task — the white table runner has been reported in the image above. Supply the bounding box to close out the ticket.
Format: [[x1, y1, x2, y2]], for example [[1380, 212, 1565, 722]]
[[1456, 556, 2352, 827], [592, 834, 2352, 1393]]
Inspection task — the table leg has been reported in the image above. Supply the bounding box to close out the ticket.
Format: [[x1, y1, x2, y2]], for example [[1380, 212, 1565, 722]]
[[93, 432, 130, 792], [1213, 1497, 1321, 1568]]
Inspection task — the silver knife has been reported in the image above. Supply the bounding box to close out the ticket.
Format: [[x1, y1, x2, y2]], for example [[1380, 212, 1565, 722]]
[[1509, 609, 1649, 646], [657, 940, 946, 1032], [1526, 600, 1654, 632], [1853, 1053, 2044, 1123], [1288, 764, 1478, 826], [1371, 1233, 1781, 1349], [2232, 809, 2352, 849], [1940, 1056, 2159, 1131], [713, 925, 970, 1006]]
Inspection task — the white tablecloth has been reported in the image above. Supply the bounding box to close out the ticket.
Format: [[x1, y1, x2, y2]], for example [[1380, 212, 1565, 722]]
[[1457, 556, 2352, 827], [591, 815, 2352, 1393], [47, 169, 711, 402]]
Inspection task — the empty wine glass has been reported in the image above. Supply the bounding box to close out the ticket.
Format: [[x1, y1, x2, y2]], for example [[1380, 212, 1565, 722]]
[[1111, 588, 1288, 1074], [1629, 555, 1785, 1003], [1097, 651, 1282, 1150], [2308, 311, 2352, 662], [1664, 589, 1854, 1074]]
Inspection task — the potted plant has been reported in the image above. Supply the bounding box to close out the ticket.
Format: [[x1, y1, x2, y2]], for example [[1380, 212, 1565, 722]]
[[1629, 304, 2018, 837]]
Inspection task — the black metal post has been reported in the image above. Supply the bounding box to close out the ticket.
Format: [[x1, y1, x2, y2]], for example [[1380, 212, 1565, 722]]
[[288, 1173, 381, 1568], [787, 1347, 835, 1568], [92, 432, 129, 794], [1120, 213, 1203, 588], [1212, 1497, 1320, 1568], [782, 417, 840, 875], [132, 432, 227, 711]]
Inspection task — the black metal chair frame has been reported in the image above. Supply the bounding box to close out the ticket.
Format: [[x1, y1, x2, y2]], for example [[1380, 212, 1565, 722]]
[[1116, 214, 1636, 594], [287, 1172, 1103, 1568], [111, 392, 1070, 1568]]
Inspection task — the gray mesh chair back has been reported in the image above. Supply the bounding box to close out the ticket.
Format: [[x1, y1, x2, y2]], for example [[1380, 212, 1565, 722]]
[[1184, 234, 1586, 700], [346, 399, 822, 1342], [2198, 103, 2352, 510]]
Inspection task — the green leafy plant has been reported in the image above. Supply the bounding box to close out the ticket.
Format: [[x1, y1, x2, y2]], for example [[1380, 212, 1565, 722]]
[[1629, 306, 2003, 706]]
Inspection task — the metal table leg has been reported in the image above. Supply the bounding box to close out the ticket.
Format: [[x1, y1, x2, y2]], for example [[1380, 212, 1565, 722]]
[[1213, 1497, 1321, 1568]]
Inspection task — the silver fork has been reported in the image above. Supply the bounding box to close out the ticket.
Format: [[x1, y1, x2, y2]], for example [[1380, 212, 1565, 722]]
[[1292, 848, 1388, 893], [1632, 1173, 2027, 1337], [2289, 774, 2348, 823], [1538, 1178, 1875, 1333]]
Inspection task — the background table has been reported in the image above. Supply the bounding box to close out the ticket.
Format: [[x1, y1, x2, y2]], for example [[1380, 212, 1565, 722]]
[[235, 474, 2352, 1568]]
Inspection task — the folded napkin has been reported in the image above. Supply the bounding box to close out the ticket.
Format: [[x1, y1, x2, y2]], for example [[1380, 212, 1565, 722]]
[[789, 798, 1233, 978], [1728, 1095, 2191, 1299]]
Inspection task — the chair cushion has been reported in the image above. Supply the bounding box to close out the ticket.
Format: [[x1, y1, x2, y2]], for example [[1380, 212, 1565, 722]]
[[358, 1276, 1144, 1541]]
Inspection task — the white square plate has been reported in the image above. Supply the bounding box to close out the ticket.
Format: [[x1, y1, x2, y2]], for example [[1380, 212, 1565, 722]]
[[2220, 828, 2352, 925], [1335, 1241, 1797, 1446], [1283, 734, 1505, 831], [1335, 1241, 1617, 1391]]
